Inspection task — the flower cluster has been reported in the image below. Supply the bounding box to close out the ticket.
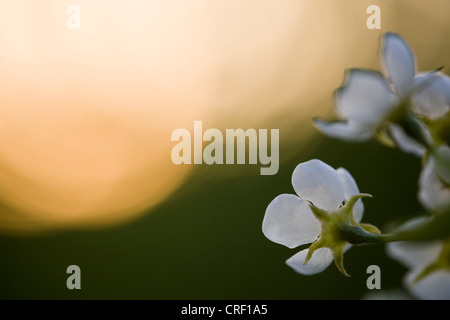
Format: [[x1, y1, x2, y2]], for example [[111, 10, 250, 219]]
[[314, 32, 450, 213], [262, 32, 450, 299]]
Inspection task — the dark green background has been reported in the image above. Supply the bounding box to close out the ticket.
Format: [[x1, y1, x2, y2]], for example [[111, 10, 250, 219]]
[[1, 0, 449, 301], [0, 135, 421, 299]]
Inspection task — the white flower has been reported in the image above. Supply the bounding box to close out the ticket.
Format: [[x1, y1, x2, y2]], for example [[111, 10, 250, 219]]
[[314, 33, 416, 141], [418, 156, 450, 212], [413, 72, 450, 120], [387, 239, 450, 300], [384, 143, 450, 212], [262, 159, 368, 275], [388, 72, 450, 157], [392, 131, 450, 212]]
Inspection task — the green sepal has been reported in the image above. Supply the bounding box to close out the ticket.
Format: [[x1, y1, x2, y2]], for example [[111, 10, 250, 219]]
[[332, 242, 350, 277], [359, 223, 381, 234], [421, 111, 450, 146], [304, 193, 382, 276], [375, 123, 396, 148]]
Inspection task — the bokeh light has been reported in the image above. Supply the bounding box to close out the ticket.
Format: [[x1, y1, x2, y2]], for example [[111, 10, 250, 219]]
[[0, 0, 355, 232]]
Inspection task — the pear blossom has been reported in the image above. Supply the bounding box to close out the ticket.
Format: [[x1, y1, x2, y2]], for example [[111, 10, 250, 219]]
[[412, 72, 450, 120], [314, 33, 445, 143], [314, 33, 414, 141], [262, 159, 374, 276], [390, 128, 450, 212], [418, 156, 450, 212], [375, 72, 450, 213], [387, 239, 450, 300], [313, 69, 398, 141], [387, 72, 450, 157]]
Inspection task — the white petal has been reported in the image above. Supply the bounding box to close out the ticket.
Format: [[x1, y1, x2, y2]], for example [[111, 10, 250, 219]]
[[313, 118, 373, 142], [286, 247, 334, 275], [380, 33, 416, 98], [292, 159, 345, 211], [413, 73, 450, 119], [418, 158, 450, 211], [335, 69, 398, 122], [336, 168, 364, 222], [394, 215, 432, 232], [404, 269, 450, 300], [387, 241, 442, 269], [262, 194, 321, 249], [389, 123, 427, 157]]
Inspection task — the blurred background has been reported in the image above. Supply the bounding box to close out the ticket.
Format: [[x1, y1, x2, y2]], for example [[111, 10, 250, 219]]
[[0, 0, 449, 299]]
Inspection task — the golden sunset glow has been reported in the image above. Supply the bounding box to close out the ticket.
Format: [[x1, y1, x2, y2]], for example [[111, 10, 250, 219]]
[[0, 0, 449, 233]]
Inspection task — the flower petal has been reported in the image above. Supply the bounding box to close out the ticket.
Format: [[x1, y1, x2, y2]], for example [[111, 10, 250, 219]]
[[286, 247, 333, 275], [413, 73, 450, 119], [380, 33, 416, 98], [418, 158, 450, 211], [262, 194, 321, 249], [404, 269, 450, 300], [313, 118, 373, 142], [336, 168, 364, 222], [387, 241, 442, 269], [389, 123, 427, 157], [292, 159, 345, 211], [335, 69, 398, 123]]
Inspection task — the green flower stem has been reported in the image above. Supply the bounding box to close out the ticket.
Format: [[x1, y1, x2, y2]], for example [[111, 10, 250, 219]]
[[305, 194, 450, 275], [381, 211, 450, 242], [340, 209, 450, 246], [338, 224, 385, 245]]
